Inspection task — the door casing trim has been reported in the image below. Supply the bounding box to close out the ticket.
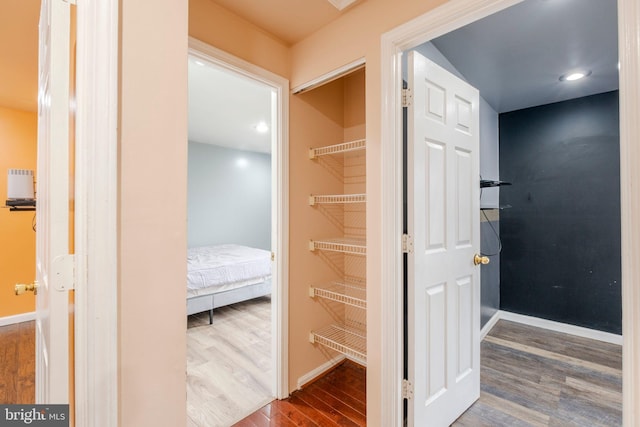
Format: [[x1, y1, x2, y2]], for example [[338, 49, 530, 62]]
[[74, 0, 120, 424], [188, 37, 290, 400]]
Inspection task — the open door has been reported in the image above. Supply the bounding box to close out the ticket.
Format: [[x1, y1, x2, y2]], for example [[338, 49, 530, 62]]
[[406, 51, 481, 426], [35, 0, 72, 404]]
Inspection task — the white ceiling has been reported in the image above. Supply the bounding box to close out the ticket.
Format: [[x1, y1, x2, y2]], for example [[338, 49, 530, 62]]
[[188, 58, 273, 153], [190, 0, 618, 155], [2, 0, 618, 141], [430, 0, 618, 113]]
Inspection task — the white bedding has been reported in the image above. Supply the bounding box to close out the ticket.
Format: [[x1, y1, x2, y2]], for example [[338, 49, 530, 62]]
[[187, 244, 271, 291], [186, 277, 268, 298]]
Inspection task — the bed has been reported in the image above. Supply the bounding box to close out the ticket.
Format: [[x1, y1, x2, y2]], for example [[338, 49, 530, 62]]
[[187, 244, 272, 324]]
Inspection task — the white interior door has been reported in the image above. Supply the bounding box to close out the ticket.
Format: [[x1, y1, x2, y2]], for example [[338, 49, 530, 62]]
[[407, 51, 481, 426], [36, 0, 71, 404]]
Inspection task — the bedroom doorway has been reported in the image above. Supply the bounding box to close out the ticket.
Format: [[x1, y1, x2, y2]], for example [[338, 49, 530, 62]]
[[185, 39, 289, 426]]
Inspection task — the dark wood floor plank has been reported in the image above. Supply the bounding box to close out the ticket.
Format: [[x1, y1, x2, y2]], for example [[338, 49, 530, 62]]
[[317, 382, 365, 406], [305, 383, 366, 426], [285, 394, 338, 427], [313, 379, 366, 416], [318, 375, 365, 405], [233, 361, 366, 427], [273, 399, 320, 426], [294, 387, 360, 427], [0, 321, 35, 405], [270, 411, 299, 427]]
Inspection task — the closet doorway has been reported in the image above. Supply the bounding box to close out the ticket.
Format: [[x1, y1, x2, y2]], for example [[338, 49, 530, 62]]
[[399, 0, 622, 425], [185, 39, 289, 427]]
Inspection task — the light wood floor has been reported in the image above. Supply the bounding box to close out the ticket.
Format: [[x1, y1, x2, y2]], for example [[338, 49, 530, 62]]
[[187, 296, 273, 427], [454, 320, 622, 426]]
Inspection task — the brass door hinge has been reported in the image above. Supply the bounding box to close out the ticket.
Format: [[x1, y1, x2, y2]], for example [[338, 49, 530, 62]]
[[402, 88, 413, 107], [53, 254, 75, 291], [402, 234, 414, 253], [402, 379, 413, 399]]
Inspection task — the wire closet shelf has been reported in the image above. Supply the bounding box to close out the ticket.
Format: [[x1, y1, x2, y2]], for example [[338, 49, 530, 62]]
[[308, 139, 366, 159]]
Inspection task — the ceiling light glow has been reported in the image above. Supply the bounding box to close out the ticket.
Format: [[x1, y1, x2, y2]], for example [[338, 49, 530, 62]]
[[565, 72, 585, 81], [254, 122, 269, 133], [559, 70, 591, 82]]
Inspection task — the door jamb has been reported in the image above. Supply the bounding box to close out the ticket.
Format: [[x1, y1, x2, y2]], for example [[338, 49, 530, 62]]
[[380, 0, 639, 425], [188, 37, 290, 400], [74, 0, 119, 424]]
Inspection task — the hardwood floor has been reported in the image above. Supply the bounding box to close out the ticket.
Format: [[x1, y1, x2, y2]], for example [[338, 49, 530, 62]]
[[236, 320, 621, 426], [187, 296, 273, 427], [0, 320, 35, 404], [233, 360, 366, 427], [0, 316, 622, 426]]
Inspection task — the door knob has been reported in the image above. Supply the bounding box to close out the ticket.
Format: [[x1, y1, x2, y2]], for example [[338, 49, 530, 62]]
[[15, 281, 38, 296], [473, 254, 490, 266]]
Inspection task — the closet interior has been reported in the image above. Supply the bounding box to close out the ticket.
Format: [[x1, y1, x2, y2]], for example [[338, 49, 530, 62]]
[[294, 66, 367, 372]]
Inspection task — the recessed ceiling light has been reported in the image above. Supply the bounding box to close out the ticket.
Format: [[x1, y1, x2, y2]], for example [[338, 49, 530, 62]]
[[254, 122, 269, 133], [559, 70, 591, 82]]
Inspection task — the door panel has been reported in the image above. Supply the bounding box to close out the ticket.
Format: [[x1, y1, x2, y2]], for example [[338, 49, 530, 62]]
[[407, 50, 480, 427], [36, 0, 71, 404], [424, 283, 446, 402], [426, 140, 446, 251]]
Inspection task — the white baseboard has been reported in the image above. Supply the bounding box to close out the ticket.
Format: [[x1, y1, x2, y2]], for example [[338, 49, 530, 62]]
[[480, 311, 501, 340], [498, 310, 623, 345], [0, 311, 36, 327], [296, 355, 346, 390]]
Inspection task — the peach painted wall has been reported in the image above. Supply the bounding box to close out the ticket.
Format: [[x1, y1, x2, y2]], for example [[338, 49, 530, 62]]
[[136, 0, 453, 422], [118, 0, 188, 425], [0, 106, 37, 318], [289, 1, 446, 425], [189, 0, 290, 78]]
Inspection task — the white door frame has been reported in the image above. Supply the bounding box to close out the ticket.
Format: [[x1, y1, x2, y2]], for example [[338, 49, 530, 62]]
[[188, 37, 290, 400], [72, 6, 290, 424], [74, 0, 119, 425], [380, 0, 640, 426]]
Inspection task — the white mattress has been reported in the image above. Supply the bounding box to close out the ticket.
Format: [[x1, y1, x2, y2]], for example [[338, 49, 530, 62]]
[[187, 244, 271, 291], [186, 277, 268, 298]]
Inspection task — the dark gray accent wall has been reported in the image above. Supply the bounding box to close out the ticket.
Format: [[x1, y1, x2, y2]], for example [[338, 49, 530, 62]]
[[481, 216, 500, 327], [499, 91, 621, 334], [188, 142, 271, 250]]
